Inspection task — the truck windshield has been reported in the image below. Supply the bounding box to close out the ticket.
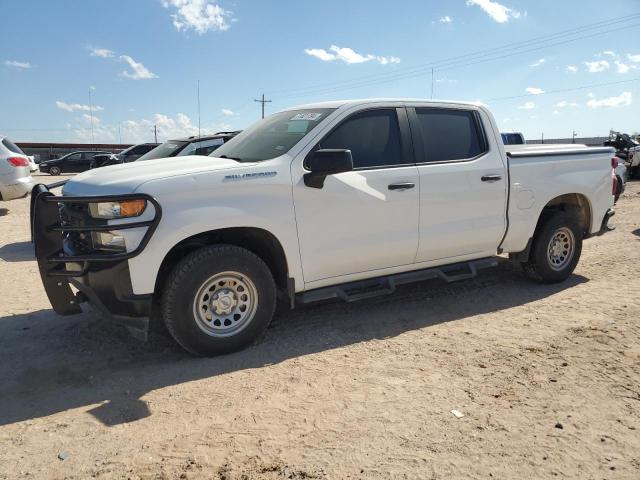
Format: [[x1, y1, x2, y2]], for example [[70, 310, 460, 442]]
[[210, 108, 335, 162], [138, 141, 188, 161]]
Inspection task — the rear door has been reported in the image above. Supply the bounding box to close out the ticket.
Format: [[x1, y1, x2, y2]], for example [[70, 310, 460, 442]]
[[408, 106, 508, 262], [292, 107, 420, 284]]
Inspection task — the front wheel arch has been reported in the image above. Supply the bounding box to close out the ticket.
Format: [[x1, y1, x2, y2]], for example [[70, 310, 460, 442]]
[[154, 227, 290, 298]]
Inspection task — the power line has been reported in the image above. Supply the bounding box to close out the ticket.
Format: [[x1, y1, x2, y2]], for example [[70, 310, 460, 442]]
[[267, 14, 640, 101], [485, 77, 640, 102]]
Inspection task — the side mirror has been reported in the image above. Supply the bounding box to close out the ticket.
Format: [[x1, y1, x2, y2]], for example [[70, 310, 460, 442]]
[[304, 149, 353, 188]]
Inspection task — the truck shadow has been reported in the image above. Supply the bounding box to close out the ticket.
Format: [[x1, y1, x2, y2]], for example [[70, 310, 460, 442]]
[[0, 241, 34, 262], [0, 261, 588, 427]]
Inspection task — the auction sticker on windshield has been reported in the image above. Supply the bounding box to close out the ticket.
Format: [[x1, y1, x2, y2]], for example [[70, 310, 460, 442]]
[[290, 113, 323, 121]]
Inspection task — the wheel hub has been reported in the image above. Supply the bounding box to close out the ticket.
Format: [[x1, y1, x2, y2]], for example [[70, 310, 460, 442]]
[[192, 271, 259, 338], [211, 289, 237, 315], [547, 227, 575, 271]]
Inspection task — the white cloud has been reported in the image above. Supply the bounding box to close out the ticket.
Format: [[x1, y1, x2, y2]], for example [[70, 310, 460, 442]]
[[602, 50, 616, 57], [89, 47, 114, 58], [304, 45, 400, 65], [466, 0, 521, 23], [566, 65, 578, 74], [615, 61, 631, 74], [555, 100, 578, 108], [439, 16, 452, 23], [4, 60, 31, 70], [587, 91, 632, 109], [81, 113, 101, 124], [221, 108, 235, 116], [553, 110, 560, 115], [72, 112, 231, 143], [525, 87, 545, 95], [162, 0, 232, 34], [56, 101, 104, 113], [119, 55, 158, 80], [584, 60, 609, 73], [519, 101, 535, 110], [530, 58, 545, 67], [628, 53, 640, 63]]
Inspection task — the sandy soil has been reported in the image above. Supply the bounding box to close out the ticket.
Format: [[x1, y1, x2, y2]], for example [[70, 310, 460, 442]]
[[1, 173, 639, 479]]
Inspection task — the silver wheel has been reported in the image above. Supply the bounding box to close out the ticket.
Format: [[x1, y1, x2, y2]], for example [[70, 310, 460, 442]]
[[50, 166, 61, 175], [192, 271, 259, 338], [547, 227, 575, 271]]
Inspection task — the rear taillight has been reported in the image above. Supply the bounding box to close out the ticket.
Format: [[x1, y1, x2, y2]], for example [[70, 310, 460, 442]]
[[612, 157, 619, 168], [7, 157, 29, 167]]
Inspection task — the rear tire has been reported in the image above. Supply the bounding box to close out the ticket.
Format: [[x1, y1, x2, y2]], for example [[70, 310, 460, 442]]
[[49, 166, 61, 176], [521, 212, 582, 284], [161, 245, 277, 356]]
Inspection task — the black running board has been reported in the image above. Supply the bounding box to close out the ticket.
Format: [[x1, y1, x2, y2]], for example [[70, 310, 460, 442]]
[[297, 257, 498, 304]]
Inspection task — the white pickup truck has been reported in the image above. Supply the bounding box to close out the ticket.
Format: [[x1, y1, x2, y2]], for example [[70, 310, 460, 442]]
[[32, 99, 616, 356]]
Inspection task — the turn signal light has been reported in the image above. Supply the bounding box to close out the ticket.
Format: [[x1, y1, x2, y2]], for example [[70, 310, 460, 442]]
[[120, 199, 147, 217], [89, 199, 147, 219], [7, 157, 29, 167], [611, 157, 619, 169]]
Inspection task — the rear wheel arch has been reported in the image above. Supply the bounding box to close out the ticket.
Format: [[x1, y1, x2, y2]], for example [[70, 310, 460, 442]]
[[536, 193, 592, 237], [511, 193, 592, 262]]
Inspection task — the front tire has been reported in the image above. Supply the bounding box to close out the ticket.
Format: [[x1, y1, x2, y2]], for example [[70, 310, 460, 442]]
[[161, 245, 277, 356], [521, 212, 582, 284], [49, 166, 61, 176]]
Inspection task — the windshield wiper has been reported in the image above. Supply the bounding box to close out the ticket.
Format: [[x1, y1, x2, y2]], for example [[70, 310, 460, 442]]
[[218, 154, 243, 162]]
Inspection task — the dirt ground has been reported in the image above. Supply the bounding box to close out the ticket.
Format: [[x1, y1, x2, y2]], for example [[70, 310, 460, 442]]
[[1, 173, 639, 479]]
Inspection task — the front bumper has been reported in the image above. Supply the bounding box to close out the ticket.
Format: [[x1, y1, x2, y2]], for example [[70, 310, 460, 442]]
[[31, 184, 162, 332]]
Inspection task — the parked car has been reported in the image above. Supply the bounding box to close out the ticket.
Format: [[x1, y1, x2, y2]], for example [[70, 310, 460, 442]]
[[39, 151, 112, 175], [0, 136, 34, 201], [501, 132, 525, 145], [31, 99, 616, 356], [27, 156, 38, 172], [613, 156, 627, 203], [138, 132, 241, 161], [604, 130, 640, 178], [92, 143, 159, 168]]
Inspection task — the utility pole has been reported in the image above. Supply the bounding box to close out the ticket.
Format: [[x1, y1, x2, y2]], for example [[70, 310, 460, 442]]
[[430, 68, 434, 100], [118, 122, 122, 144], [254, 93, 272, 119], [88, 87, 95, 144], [153, 125, 158, 143], [197, 80, 201, 139], [572, 131, 577, 144], [541, 132, 544, 144]]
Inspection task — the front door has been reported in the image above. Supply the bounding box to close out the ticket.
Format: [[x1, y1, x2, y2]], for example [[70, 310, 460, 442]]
[[292, 107, 420, 285]]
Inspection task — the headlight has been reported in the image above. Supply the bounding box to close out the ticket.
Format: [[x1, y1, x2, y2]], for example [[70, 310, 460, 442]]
[[89, 199, 147, 219], [91, 231, 126, 252]]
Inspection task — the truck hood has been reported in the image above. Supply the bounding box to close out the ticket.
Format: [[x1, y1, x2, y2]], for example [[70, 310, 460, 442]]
[[62, 155, 247, 196]]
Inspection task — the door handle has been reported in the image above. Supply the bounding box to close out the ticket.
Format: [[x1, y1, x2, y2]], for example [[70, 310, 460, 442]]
[[481, 174, 502, 182], [388, 182, 415, 191]]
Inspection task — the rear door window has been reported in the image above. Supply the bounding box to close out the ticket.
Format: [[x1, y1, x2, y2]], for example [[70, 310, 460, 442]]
[[414, 108, 486, 163], [2, 138, 25, 155]]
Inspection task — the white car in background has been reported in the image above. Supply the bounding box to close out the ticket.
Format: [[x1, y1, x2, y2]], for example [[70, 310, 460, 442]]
[[0, 136, 34, 201], [27, 156, 38, 172]]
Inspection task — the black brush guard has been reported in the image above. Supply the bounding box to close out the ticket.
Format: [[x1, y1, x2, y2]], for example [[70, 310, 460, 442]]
[[31, 183, 162, 316]]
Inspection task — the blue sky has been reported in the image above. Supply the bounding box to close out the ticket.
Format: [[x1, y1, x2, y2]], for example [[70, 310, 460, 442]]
[[1, 0, 639, 143]]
